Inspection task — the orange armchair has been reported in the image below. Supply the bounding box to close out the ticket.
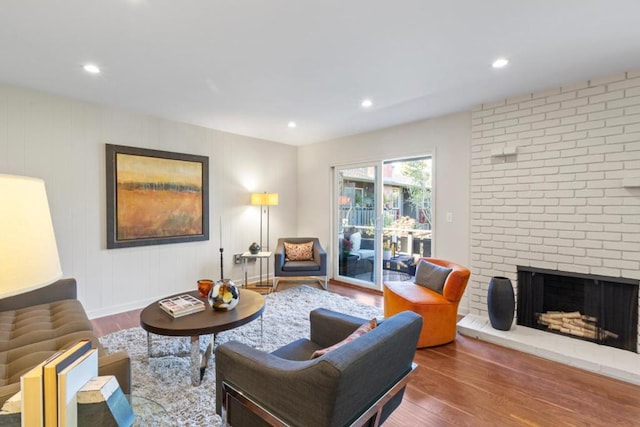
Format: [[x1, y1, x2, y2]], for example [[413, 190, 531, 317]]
[[383, 257, 470, 348]]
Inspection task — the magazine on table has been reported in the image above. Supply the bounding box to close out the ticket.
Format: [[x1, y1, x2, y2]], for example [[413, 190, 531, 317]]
[[159, 294, 205, 318]]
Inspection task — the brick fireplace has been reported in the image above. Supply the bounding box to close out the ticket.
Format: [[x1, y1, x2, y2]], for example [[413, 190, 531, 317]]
[[462, 70, 640, 380]]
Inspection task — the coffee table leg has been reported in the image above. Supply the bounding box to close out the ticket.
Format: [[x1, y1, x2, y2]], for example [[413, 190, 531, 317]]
[[147, 332, 152, 358], [191, 335, 215, 386], [190, 336, 201, 386], [261, 315, 264, 349], [202, 337, 213, 380]]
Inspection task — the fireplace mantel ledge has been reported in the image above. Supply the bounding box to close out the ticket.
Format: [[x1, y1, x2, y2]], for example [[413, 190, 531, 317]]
[[457, 313, 640, 386]]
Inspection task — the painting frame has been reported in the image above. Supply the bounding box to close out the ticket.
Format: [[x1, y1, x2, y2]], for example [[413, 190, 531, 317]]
[[106, 144, 209, 249]]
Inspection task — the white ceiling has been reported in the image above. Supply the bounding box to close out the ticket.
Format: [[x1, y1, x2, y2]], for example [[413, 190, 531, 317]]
[[2, 1, 640, 146]]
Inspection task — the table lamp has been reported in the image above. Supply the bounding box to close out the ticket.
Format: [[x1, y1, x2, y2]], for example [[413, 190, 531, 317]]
[[251, 192, 278, 285], [0, 174, 62, 298]]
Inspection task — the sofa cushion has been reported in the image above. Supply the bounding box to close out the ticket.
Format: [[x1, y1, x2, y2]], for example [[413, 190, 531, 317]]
[[349, 232, 361, 251], [284, 241, 314, 261], [0, 300, 103, 385], [353, 249, 375, 260], [310, 317, 377, 359], [271, 338, 321, 361], [414, 260, 452, 293], [282, 260, 321, 272], [384, 281, 451, 305], [0, 300, 95, 352]]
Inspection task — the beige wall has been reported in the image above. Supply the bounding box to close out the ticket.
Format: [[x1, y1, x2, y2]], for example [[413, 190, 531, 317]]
[[0, 84, 298, 318], [297, 111, 472, 302], [0, 84, 472, 317]]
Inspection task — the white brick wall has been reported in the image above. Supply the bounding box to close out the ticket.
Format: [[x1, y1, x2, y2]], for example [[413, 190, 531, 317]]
[[470, 70, 640, 352]]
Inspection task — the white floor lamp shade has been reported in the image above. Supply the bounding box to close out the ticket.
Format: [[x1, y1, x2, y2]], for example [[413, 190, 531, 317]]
[[0, 174, 62, 298]]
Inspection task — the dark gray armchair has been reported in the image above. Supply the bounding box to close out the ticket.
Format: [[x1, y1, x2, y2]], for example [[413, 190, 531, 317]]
[[215, 308, 422, 427], [273, 237, 327, 290]]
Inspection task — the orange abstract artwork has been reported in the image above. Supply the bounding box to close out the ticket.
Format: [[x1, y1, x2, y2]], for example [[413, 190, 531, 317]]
[[116, 153, 203, 240]]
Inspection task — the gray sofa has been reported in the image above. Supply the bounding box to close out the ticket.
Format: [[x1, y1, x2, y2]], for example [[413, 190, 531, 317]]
[[215, 308, 422, 426], [0, 278, 131, 406]]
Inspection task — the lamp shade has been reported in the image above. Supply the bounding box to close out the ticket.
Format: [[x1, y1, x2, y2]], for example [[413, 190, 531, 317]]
[[251, 192, 279, 206], [0, 175, 62, 298]]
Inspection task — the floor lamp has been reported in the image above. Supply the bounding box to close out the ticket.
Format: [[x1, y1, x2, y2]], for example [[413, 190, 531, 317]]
[[0, 174, 63, 299], [251, 192, 278, 286]]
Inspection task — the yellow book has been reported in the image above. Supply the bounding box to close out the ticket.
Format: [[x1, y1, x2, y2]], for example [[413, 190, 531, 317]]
[[57, 349, 98, 427], [20, 351, 63, 427], [42, 339, 92, 427]]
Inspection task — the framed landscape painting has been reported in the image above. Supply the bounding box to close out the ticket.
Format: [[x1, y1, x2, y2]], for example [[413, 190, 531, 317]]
[[106, 144, 209, 249]]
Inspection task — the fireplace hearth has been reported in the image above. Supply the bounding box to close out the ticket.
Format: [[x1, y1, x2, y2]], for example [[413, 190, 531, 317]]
[[517, 266, 639, 353]]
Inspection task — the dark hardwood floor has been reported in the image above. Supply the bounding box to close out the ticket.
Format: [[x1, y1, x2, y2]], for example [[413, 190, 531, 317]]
[[91, 282, 640, 426]]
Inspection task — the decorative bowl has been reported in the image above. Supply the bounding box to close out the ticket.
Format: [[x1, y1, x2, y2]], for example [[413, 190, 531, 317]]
[[208, 279, 239, 311]]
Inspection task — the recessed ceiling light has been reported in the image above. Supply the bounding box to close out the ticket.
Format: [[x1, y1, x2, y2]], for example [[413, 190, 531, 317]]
[[361, 99, 373, 108], [288, 121, 296, 128], [492, 57, 509, 69], [83, 64, 101, 74]]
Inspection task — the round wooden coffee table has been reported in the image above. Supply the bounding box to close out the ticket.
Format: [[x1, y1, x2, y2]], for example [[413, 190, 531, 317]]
[[140, 288, 265, 385]]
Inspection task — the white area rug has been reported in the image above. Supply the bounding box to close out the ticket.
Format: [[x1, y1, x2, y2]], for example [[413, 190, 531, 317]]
[[99, 285, 382, 426]]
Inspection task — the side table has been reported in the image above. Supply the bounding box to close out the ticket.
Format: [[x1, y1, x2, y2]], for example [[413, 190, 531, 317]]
[[339, 254, 358, 277], [241, 251, 272, 287], [383, 255, 416, 281]]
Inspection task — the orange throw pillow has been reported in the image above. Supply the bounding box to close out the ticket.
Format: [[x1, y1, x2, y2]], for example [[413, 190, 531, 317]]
[[284, 241, 314, 261], [310, 318, 377, 359]]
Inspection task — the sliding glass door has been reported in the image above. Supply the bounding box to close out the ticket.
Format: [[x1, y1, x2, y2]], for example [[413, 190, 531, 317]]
[[335, 163, 380, 288], [334, 156, 432, 290]]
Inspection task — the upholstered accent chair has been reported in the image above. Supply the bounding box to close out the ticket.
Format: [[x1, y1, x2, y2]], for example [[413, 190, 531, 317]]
[[383, 257, 470, 348], [215, 308, 421, 427], [273, 237, 327, 290]]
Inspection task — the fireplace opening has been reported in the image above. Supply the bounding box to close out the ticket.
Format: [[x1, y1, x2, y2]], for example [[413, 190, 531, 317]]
[[517, 266, 639, 353]]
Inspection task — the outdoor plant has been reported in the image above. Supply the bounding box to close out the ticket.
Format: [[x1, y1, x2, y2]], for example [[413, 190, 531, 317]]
[[401, 159, 432, 229], [341, 237, 353, 258]]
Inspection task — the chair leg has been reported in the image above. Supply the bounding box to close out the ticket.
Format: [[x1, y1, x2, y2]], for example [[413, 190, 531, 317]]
[[272, 276, 326, 291], [222, 381, 288, 427]]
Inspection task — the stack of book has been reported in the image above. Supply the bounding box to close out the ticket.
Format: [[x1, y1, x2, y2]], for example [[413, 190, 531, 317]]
[[5, 339, 133, 426], [159, 294, 205, 318]]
